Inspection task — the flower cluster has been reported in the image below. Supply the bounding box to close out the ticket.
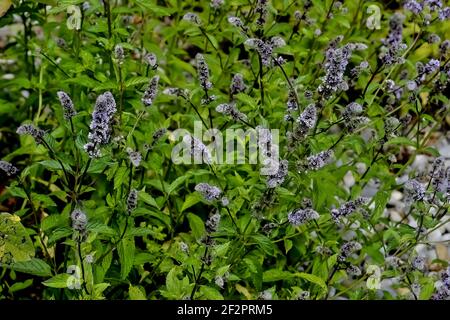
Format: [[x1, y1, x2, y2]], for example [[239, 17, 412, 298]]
[[432, 267, 450, 300], [127, 148, 142, 167], [57, 91, 77, 120], [287, 208, 320, 226], [244, 37, 286, 66], [195, 183, 222, 201], [216, 103, 247, 121], [307, 150, 334, 170], [71, 209, 88, 233], [17, 124, 45, 145], [331, 197, 368, 222], [338, 241, 362, 262], [266, 159, 288, 188], [205, 212, 221, 233], [230, 73, 246, 95], [404, 179, 425, 205], [0, 160, 18, 176], [287, 104, 317, 147], [84, 91, 117, 158], [380, 13, 406, 66], [183, 12, 201, 25], [144, 52, 157, 68], [319, 42, 367, 98], [183, 135, 212, 163], [196, 53, 212, 90], [142, 75, 160, 107], [127, 189, 138, 214]]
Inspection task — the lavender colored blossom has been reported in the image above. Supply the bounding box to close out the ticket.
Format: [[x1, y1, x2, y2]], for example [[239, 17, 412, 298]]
[[342, 102, 363, 121], [183, 135, 212, 163], [142, 75, 159, 107], [84, 91, 117, 158], [195, 183, 222, 201], [440, 40, 450, 56], [307, 150, 333, 170], [259, 290, 272, 300], [319, 43, 365, 97], [432, 267, 450, 300], [230, 73, 246, 95], [57, 91, 77, 120], [412, 256, 425, 271], [144, 52, 157, 68], [196, 54, 212, 90], [338, 241, 362, 262], [163, 87, 187, 97], [404, 179, 425, 204], [85, 254, 94, 264], [183, 12, 201, 25], [126, 148, 142, 167], [404, 0, 424, 14], [216, 103, 247, 121], [152, 128, 167, 142], [380, 13, 406, 66], [17, 124, 45, 144], [347, 265, 362, 276], [179, 242, 189, 253], [210, 0, 224, 9], [288, 104, 317, 145], [428, 33, 441, 44], [127, 189, 138, 214], [228, 16, 244, 28], [439, 7, 450, 20], [205, 212, 221, 233], [286, 89, 298, 111], [299, 104, 317, 128], [215, 276, 225, 288], [331, 197, 368, 222], [424, 0, 442, 11], [114, 44, 124, 62], [0, 160, 18, 176], [266, 159, 288, 188], [245, 37, 285, 66], [71, 209, 88, 233], [255, 0, 268, 26], [288, 208, 319, 226]]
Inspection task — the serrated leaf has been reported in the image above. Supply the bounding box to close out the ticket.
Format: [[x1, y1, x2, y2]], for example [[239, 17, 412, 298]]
[[118, 237, 135, 279], [187, 213, 205, 239], [42, 274, 71, 288], [1, 258, 53, 277], [0, 213, 35, 263]]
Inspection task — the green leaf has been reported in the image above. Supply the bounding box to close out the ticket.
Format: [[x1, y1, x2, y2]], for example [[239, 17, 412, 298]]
[[181, 193, 201, 212], [199, 286, 224, 300], [1, 258, 53, 277], [42, 274, 71, 288], [0, 213, 35, 263], [8, 279, 33, 293], [128, 285, 147, 300], [262, 269, 327, 291], [118, 237, 135, 279], [125, 77, 149, 88], [114, 166, 129, 190], [187, 213, 205, 239], [296, 272, 327, 292], [138, 192, 159, 209], [38, 160, 73, 173], [263, 269, 294, 282], [167, 175, 188, 195]]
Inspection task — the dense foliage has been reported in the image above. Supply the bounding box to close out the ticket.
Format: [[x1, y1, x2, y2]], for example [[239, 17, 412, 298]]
[[1, 0, 450, 300]]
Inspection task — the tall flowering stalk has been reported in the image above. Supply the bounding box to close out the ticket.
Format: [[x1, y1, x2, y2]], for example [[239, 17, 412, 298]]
[[84, 91, 117, 158]]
